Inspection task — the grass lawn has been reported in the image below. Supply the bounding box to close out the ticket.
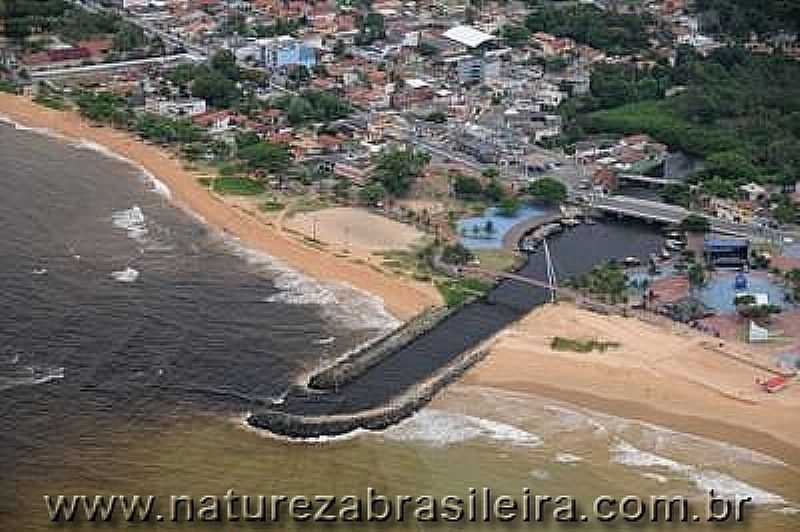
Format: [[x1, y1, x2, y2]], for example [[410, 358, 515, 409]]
[[210, 177, 265, 196], [475, 249, 523, 272], [260, 199, 285, 212], [550, 336, 621, 353], [436, 277, 493, 307]]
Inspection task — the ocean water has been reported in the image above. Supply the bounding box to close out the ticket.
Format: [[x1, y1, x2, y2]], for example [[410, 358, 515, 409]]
[[1, 123, 798, 531]]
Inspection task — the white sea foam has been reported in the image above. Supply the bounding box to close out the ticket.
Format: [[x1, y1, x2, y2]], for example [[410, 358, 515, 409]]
[[73, 139, 172, 199], [0, 366, 65, 392], [112, 205, 148, 241], [0, 114, 172, 200], [227, 241, 399, 332], [236, 413, 370, 444], [382, 409, 542, 448], [111, 267, 139, 283], [633, 421, 787, 467], [554, 452, 583, 464], [641, 472, 670, 484], [2, 113, 398, 332], [529, 469, 551, 481], [610, 441, 787, 505]]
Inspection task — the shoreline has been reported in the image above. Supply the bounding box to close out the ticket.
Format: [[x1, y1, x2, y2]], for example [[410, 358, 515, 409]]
[[463, 303, 800, 468], [5, 94, 798, 467], [0, 93, 441, 321]]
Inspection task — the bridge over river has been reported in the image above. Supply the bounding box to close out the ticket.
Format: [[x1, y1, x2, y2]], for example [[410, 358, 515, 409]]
[[586, 195, 787, 242]]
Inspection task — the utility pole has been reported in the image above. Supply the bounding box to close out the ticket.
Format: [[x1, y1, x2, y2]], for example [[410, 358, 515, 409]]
[[543, 238, 557, 304]]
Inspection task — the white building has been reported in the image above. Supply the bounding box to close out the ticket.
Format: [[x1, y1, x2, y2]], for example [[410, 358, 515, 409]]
[[144, 97, 207, 118]]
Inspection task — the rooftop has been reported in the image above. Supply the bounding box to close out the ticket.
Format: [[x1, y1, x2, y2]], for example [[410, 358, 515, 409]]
[[442, 25, 496, 49]]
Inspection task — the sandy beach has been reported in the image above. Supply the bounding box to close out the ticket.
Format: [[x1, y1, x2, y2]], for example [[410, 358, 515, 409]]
[[285, 206, 426, 252], [463, 303, 800, 467], [0, 93, 441, 320], [5, 93, 800, 469]]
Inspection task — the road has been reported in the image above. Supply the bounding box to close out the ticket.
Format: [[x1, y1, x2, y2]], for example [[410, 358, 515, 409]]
[[73, 0, 208, 59], [29, 54, 196, 79], [587, 194, 790, 241]]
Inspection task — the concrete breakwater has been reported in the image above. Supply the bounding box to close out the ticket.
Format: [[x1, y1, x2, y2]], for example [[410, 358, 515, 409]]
[[246, 222, 666, 440], [248, 342, 492, 439], [308, 306, 458, 391]]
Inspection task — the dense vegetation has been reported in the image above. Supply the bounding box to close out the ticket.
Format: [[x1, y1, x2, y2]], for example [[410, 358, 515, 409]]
[[167, 50, 243, 109], [696, 0, 800, 37], [1, 2, 146, 51], [372, 147, 431, 196], [0, 0, 67, 42], [525, 4, 651, 55], [569, 262, 629, 305], [581, 48, 800, 190], [527, 177, 567, 203], [273, 90, 352, 125]]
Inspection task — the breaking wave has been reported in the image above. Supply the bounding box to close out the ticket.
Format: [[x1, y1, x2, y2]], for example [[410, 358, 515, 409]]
[[0, 115, 172, 200], [0, 365, 65, 392], [111, 267, 139, 283], [382, 409, 542, 448], [610, 441, 788, 505], [227, 241, 399, 332]]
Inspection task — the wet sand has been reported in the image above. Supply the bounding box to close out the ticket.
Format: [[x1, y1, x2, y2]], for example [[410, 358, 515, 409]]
[[0, 94, 441, 321], [5, 94, 799, 468], [464, 303, 800, 467]]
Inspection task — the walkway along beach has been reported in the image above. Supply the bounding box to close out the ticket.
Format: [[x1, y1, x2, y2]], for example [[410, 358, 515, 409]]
[[0, 93, 440, 321], [4, 94, 800, 469]]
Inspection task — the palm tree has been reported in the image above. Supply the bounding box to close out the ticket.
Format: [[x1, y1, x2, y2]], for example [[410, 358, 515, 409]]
[[687, 263, 707, 294]]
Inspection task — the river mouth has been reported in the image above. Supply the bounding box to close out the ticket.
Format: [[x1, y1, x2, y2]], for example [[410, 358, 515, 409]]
[[248, 220, 667, 438]]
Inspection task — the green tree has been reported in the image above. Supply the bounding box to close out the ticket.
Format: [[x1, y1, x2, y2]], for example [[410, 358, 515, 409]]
[[372, 147, 430, 196], [527, 177, 567, 203], [681, 214, 711, 233], [500, 24, 530, 48], [687, 263, 707, 292], [453, 174, 483, 198], [359, 182, 386, 205], [484, 179, 505, 202], [238, 141, 292, 175]]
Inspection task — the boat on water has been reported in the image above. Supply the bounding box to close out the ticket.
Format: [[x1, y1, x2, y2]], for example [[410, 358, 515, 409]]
[[665, 239, 685, 251], [560, 218, 581, 228], [660, 249, 671, 260], [623, 256, 642, 267]]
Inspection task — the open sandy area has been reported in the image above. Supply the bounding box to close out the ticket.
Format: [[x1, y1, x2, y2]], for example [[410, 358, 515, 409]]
[[285, 207, 425, 252], [0, 94, 441, 320], [464, 303, 800, 467]]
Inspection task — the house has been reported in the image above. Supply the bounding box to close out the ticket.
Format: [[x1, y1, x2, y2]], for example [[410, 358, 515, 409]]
[[706, 197, 754, 225], [243, 36, 318, 70], [144, 97, 207, 117], [532, 32, 575, 57], [441, 25, 497, 51], [334, 162, 372, 186], [740, 182, 768, 202], [592, 166, 618, 193], [704, 238, 750, 268], [192, 110, 233, 133]]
